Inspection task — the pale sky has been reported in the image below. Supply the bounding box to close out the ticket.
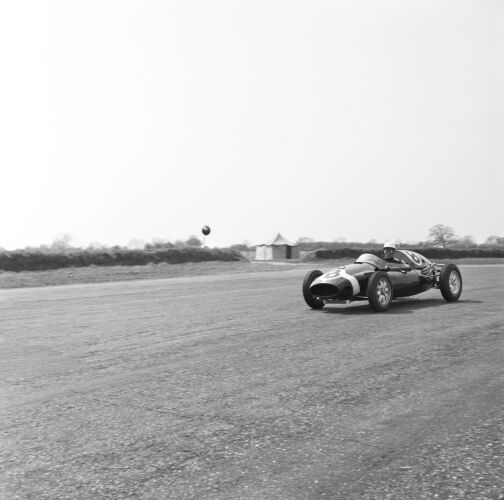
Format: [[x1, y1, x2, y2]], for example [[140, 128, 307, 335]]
[[1, 0, 502, 250]]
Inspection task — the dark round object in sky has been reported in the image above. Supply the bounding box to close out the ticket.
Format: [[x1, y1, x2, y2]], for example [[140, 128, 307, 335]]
[[202, 225, 211, 236]]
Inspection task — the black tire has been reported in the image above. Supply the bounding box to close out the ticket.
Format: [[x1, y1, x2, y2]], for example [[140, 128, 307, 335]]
[[303, 270, 325, 309], [366, 271, 393, 312], [439, 264, 462, 302]]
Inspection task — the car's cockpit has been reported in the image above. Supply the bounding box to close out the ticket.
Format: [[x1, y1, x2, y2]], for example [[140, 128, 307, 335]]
[[354, 253, 385, 267], [355, 251, 432, 271]]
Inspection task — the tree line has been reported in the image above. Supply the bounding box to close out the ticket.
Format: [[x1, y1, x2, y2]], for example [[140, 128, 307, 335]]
[[292, 225, 503, 251]]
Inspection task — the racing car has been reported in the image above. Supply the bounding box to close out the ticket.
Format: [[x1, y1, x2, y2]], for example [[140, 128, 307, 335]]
[[302, 250, 462, 312]]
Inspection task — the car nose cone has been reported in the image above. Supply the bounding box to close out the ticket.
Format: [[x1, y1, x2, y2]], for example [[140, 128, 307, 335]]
[[311, 276, 355, 299], [310, 282, 339, 298]]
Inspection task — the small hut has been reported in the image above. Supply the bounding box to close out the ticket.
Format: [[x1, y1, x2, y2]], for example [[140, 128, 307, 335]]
[[255, 233, 299, 261]]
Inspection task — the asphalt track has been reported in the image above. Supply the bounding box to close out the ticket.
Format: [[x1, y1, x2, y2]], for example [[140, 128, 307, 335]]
[[1, 265, 503, 499]]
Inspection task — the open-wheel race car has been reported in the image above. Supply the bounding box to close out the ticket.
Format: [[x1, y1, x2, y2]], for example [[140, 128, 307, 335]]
[[302, 250, 462, 312]]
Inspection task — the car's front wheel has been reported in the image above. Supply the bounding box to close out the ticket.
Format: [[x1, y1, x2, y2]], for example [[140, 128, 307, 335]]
[[439, 264, 462, 302], [302, 270, 325, 309], [367, 271, 393, 312]]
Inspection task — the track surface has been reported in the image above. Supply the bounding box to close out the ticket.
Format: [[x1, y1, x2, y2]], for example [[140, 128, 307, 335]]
[[1, 265, 503, 499]]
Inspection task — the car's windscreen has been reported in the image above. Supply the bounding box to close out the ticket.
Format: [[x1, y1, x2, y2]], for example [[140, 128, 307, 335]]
[[354, 253, 384, 267]]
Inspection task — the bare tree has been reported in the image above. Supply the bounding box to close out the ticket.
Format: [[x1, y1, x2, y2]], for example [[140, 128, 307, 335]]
[[88, 241, 108, 250], [230, 240, 252, 251], [127, 239, 146, 250], [459, 235, 476, 247], [484, 235, 503, 247], [428, 224, 455, 247], [50, 233, 74, 252], [186, 235, 203, 247], [451, 235, 477, 249]]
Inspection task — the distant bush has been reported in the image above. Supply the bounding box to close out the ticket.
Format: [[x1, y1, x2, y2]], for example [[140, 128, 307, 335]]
[[0, 247, 245, 272], [305, 247, 371, 260], [410, 247, 504, 259], [297, 241, 382, 251]]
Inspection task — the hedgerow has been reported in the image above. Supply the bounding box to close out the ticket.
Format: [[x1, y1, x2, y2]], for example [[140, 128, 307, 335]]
[[306, 247, 504, 260], [0, 247, 244, 272]]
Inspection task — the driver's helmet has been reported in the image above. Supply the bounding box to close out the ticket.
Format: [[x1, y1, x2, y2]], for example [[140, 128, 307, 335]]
[[383, 241, 397, 260]]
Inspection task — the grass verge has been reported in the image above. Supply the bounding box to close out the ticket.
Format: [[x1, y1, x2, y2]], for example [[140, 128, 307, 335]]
[[1, 258, 502, 289]]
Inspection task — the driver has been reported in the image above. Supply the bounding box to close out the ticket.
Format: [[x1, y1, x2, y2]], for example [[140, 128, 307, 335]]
[[383, 241, 403, 264]]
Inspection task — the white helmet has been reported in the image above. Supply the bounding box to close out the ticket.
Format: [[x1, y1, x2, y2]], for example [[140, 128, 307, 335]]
[[383, 241, 396, 250]]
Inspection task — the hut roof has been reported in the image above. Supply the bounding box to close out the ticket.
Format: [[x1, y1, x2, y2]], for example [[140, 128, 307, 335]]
[[259, 233, 297, 246]]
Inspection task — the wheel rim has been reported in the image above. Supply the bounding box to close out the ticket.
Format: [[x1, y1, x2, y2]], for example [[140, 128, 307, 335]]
[[448, 271, 461, 295], [376, 278, 391, 305]]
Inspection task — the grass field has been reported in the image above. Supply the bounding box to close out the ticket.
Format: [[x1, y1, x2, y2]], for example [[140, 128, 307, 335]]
[[1, 257, 504, 289], [0, 260, 297, 289]]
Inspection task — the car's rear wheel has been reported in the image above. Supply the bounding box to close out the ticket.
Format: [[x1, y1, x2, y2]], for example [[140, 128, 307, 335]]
[[303, 270, 325, 309], [367, 271, 393, 312], [439, 264, 462, 302]]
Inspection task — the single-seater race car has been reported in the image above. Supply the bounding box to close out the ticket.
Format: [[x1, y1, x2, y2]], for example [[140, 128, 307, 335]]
[[302, 250, 462, 312]]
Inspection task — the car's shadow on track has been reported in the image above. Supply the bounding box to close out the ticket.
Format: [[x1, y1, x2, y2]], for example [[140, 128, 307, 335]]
[[321, 298, 483, 315]]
